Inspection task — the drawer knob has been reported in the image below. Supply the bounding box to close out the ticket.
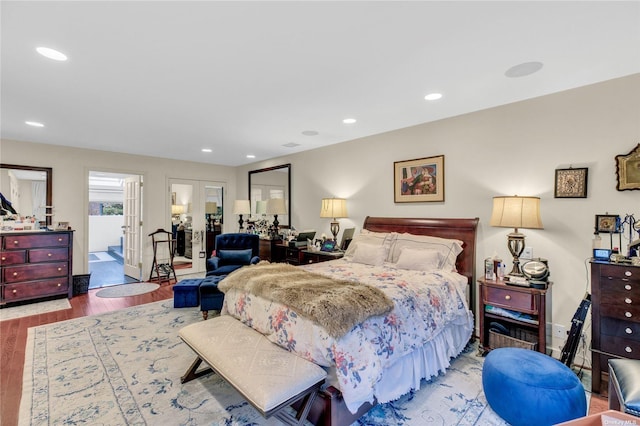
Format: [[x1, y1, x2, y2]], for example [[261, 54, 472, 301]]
[[58, 267, 62, 271], [12, 289, 17, 294], [626, 311, 633, 318], [626, 327, 633, 335], [505, 295, 511, 300], [626, 271, 633, 277], [58, 238, 63, 242], [48, 253, 52, 257], [627, 285, 633, 291], [626, 346, 633, 353], [626, 298, 633, 304], [13, 272, 18, 277], [13, 240, 18, 245], [1, 256, 5, 261], [57, 283, 61, 287]]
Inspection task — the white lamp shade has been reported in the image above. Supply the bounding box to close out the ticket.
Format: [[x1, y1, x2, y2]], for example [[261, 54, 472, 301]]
[[171, 205, 184, 215], [232, 200, 250, 215], [266, 198, 287, 215], [255, 200, 267, 215], [320, 198, 347, 219], [205, 202, 218, 214], [490, 196, 543, 230]]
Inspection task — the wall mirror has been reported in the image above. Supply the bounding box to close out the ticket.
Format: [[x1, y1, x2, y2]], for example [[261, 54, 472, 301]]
[[0, 163, 53, 226], [249, 164, 291, 228]]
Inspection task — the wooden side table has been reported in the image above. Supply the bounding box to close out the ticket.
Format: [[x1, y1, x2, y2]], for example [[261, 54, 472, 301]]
[[478, 278, 551, 354], [302, 250, 344, 264]]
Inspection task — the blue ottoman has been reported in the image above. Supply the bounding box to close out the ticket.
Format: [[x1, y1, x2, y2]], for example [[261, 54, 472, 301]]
[[172, 279, 203, 308], [482, 348, 586, 426], [200, 275, 226, 320]]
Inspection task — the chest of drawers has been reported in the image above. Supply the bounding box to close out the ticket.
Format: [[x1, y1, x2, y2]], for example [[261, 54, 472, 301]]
[[591, 261, 640, 393], [1, 230, 73, 305]]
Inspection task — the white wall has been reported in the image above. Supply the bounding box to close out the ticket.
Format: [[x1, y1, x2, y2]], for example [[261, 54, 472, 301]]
[[88, 215, 124, 252], [237, 74, 640, 357]]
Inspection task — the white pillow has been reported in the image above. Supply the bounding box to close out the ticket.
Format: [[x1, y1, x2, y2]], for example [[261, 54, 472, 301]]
[[389, 233, 463, 271], [344, 230, 397, 261], [351, 242, 387, 266], [395, 247, 442, 271]]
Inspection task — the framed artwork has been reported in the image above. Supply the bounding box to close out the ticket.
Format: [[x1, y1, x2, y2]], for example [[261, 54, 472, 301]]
[[554, 167, 588, 198], [595, 214, 619, 233], [55, 221, 70, 230], [171, 192, 177, 205], [615, 143, 640, 191], [394, 155, 444, 203]]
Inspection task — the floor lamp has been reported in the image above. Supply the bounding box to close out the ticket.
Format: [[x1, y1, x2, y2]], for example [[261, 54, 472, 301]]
[[490, 195, 543, 276]]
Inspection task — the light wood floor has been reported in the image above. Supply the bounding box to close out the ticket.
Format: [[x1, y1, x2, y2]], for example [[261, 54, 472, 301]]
[[1, 284, 609, 426]]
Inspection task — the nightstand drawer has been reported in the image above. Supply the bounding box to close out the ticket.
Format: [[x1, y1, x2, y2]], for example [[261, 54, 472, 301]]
[[484, 285, 538, 313]]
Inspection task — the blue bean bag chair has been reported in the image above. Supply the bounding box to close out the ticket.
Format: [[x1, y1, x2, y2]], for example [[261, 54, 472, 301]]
[[482, 347, 587, 426]]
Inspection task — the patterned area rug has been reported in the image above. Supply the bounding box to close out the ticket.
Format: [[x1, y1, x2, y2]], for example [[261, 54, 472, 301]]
[[94, 282, 160, 298], [0, 298, 71, 322], [18, 300, 579, 425]]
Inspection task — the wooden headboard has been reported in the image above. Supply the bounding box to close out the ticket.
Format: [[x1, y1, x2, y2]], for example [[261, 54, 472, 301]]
[[362, 216, 480, 314]]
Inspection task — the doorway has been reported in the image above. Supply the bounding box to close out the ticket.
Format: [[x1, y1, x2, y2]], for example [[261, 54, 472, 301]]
[[88, 171, 143, 288], [169, 179, 224, 276]]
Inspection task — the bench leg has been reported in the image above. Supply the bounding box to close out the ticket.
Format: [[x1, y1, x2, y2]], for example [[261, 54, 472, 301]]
[[181, 356, 213, 384], [202, 310, 208, 320], [273, 390, 319, 426]]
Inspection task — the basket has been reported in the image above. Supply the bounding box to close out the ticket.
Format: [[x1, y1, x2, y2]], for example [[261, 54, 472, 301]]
[[73, 273, 91, 296], [489, 330, 538, 351]]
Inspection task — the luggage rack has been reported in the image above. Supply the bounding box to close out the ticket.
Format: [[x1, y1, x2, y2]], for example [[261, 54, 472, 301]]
[[148, 228, 177, 283]]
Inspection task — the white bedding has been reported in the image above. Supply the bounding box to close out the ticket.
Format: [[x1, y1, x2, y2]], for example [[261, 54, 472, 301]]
[[221, 258, 474, 413]]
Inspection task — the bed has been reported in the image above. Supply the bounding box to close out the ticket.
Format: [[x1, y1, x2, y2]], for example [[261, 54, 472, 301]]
[[220, 216, 479, 425]]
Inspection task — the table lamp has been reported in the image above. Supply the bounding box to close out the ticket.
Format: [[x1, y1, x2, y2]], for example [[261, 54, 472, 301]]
[[232, 200, 250, 232], [320, 198, 348, 243], [266, 198, 287, 237], [490, 195, 543, 276]]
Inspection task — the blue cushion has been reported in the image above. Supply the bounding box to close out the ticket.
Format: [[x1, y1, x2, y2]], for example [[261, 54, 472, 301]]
[[482, 348, 586, 426], [218, 249, 253, 266]]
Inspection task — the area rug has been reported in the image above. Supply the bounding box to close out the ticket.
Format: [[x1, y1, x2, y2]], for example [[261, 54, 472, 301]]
[[94, 282, 160, 298], [18, 300, 511, 426], [0, 298, 71, 322]]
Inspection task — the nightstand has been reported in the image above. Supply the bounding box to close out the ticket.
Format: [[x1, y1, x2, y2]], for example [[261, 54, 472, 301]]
[[302, 250, 344, 264], [478, 278, 551, 354]]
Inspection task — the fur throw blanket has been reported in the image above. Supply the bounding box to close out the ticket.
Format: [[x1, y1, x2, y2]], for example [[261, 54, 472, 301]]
[[218, 262, 394, 338]]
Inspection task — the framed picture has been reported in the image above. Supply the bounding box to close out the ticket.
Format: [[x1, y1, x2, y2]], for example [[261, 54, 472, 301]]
[[595, 214, 619, 233], [394, 155, 444, 203], [171, 192, 177, 205], [554, 167, 588, 198], [55, 221, 70, 230], [615, 143, 640, 191]]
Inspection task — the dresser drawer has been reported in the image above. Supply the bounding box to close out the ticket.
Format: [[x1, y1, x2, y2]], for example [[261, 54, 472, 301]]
[[3, 262, 69, 283], [4, 278, 69, 301], [0, 250, 26, 265], [600, 303, 640, 323], [484, 286, 538, 313], [600, 334, 640, 359], [599, 265, 639, 281], [28, 247, 69, 263], [599, 280, 639, 300], [601, 317, 640, 341], [3, 233, 70, 249]]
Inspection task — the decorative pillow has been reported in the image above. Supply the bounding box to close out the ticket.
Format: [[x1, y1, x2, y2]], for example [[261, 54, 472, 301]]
[[395, 247, 442, 271], [351, 242, 387, 266], [217, 249, 253, 266], [344, 230, 397, 261], [389, 233, 463, 271]]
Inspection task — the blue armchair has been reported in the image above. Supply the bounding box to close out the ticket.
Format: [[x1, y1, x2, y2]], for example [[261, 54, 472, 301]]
[[205, 233, 260, 276]]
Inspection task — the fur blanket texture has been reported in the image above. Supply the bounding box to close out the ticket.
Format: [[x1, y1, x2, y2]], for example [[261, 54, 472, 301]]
[[218, 262, 394, 338]]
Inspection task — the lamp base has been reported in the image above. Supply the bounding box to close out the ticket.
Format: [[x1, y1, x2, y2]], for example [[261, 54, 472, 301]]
[[507, 231, 526, 276], [330, 220, 340, 242]]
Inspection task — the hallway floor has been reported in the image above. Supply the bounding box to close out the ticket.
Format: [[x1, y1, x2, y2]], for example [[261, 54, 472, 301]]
[[88, 251, 138, 289]]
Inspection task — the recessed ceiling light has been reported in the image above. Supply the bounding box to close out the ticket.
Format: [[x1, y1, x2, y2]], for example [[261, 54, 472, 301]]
[[25, 121, 44, 127], [36, 47, 68, 61], [283, 142, 300, 148], [343, 118, 357, 124], [505, 61, 544, 78], [201, 148, 212, 153], [302, 130, 319, 136], [424, 93, 443, 101], [246, 154, 256, 159]]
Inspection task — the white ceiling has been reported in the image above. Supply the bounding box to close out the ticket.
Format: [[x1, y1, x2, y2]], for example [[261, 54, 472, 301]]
[[2, 1, 639, 167]]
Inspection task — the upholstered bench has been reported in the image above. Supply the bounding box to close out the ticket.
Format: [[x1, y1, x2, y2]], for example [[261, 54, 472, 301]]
[[179, 315, 327, 425], [199, 275, 226, 320], [172, 278, 203, 308], [482, 347, 587, 426], [609, 359, 640, 416]]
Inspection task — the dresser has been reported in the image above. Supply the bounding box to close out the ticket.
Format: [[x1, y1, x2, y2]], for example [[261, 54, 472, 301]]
[[1, 230, 74, 305], [591, 261, 640, 393]]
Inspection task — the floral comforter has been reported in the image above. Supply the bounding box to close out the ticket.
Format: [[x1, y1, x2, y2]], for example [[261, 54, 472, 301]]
[[221, 258, 473, 413]]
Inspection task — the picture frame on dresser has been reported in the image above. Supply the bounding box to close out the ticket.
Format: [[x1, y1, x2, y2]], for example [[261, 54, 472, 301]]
[[595, 214, 619, 233]]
